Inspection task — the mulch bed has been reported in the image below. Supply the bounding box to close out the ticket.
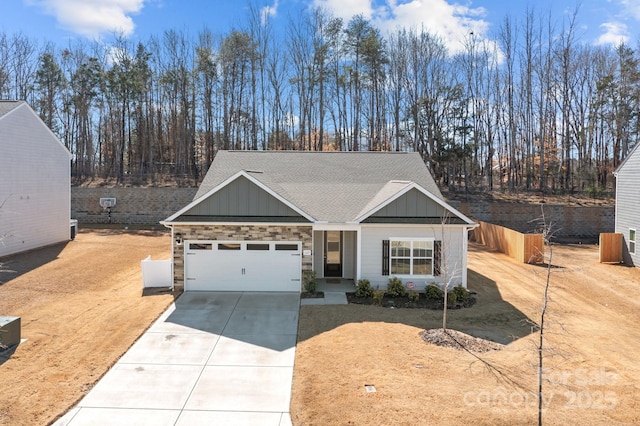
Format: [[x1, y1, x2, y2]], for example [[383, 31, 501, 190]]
[[420, 328, 504, 352], [346, 293, 476, 309]]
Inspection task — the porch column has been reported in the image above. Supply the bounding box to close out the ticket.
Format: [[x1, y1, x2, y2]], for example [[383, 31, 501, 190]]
[[356, 227, 362, 280]]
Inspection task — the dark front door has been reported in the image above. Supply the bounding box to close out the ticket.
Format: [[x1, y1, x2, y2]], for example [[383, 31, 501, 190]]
[[324, 231, 342, 277]]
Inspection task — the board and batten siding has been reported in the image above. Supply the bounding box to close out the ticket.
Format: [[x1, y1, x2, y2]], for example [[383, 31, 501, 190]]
[[0, 103, 71, 257], [615, 145, 640, 266], [185, 175, 302, 218], [360, 225, 466, 289], [371, 188, 446, 218]]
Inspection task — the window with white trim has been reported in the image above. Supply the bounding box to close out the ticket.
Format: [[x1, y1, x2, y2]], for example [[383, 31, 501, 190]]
[[390, 239, 434, 276], [630, 229, 636, 254]]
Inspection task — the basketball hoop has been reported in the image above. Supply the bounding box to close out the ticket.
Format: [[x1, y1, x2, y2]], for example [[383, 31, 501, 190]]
[[99, 198, 116, 223]]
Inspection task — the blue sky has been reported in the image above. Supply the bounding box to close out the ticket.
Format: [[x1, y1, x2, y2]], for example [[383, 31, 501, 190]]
[[1, 0, 638, 52]]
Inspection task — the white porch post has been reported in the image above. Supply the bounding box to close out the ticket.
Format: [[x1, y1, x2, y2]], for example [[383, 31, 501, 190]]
[[356, 226, 362, 280], [462, 226, 469, 288]]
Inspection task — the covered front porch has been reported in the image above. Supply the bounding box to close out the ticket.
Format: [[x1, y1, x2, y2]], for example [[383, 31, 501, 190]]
[[312, 228, 359, 282], [315, 278, 356, 293]]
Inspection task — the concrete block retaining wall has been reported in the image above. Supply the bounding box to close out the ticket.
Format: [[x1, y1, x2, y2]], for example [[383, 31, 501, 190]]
[[450, 201, 614, 242], [72, 187, 198, 226], [72, 188, 614, 241]]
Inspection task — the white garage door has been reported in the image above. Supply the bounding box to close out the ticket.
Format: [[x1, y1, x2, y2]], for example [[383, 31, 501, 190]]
[[184, 240, 302, 292]]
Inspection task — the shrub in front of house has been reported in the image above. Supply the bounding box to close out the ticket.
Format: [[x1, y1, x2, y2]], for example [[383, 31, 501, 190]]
[[303, 270, 317, 294], [355, 279, 373, 298], [407, 290, 420, 302], [386, 276, 406, 297], [452, 285, 469, 302], [446, 290, 458, 307], [372, 289, 386, 305], [425, 284, 444, 300]]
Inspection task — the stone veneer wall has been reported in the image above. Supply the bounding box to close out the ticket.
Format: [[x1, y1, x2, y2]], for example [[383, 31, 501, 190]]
[[450, 201, 614, 242], [72, 187, 198, 225], [171, 224, 313, 291]]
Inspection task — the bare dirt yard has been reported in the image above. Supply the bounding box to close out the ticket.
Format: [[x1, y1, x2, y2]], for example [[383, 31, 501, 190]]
[[0, 230, 175, 426], [291, 243, 640, 425], [2, 231, 639, 425]]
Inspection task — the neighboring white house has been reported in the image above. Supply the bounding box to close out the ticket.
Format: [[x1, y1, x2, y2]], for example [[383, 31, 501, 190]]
[[614, 143, 640, 266], [0, 101, 72, 257], [162, 150, 477, 292]]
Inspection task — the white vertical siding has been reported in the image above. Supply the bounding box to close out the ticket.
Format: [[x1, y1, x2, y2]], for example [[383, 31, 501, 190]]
[[360, 225, 466, 289], [615, 146, 640, 266], [0, 104, 71, 257]]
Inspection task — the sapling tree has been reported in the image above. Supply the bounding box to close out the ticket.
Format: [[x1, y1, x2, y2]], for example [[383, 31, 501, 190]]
[[438, 212, 462, 331], [535, 206, 555, 426], [538, 206, 553, 426]]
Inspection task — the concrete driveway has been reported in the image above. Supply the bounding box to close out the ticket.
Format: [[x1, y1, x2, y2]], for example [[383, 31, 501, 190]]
[[54, 292, 299, 426]]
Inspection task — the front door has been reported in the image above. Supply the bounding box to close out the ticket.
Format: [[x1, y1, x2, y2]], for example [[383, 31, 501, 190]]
[[324, 231, 342, 277]]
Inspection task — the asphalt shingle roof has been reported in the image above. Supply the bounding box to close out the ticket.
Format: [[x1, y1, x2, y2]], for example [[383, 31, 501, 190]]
[[195, 150, 445, 223], [0, 100, 24, 119]]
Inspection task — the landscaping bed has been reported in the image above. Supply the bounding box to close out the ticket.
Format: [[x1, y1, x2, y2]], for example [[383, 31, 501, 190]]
[[346, 291, 477, 309]]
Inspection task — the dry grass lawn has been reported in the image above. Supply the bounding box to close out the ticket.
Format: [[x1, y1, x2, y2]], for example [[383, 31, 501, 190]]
[[0, 230, 175, 426], [291, 243, 640, 425], [2, 231, 639, 425]]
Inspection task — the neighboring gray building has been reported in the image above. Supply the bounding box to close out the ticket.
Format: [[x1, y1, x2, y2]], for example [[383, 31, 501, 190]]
[[0, 101, 72, 257], [614, 143, 640, 266], [162, 150, 476, 292]]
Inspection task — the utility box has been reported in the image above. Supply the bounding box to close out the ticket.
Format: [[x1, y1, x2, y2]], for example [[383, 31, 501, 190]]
[[0, 316, 21, 350], [70, 219, 78, 240]]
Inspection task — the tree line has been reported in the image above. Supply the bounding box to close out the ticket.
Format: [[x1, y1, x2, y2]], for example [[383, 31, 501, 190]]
[[1, 6, 638, 194]]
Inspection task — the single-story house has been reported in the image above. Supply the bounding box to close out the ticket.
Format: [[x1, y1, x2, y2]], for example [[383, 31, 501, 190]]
[[0, 101, 72, 258], [614, 143, 640, 266], [161, 150, 477, 292]]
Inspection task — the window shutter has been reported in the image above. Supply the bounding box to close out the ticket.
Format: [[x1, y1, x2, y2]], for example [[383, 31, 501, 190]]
[[382, 239, 389, 276], [434, 240, 442, 277]]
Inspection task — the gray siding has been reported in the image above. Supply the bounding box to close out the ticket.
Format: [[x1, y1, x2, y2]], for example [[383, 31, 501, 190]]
[[371, 188, 446, 218], [186, 175, 302, 218], [615, 147, 640, 266]]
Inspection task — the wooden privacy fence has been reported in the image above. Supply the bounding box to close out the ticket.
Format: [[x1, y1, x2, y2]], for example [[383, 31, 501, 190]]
[[472, 221, 544, 264], [599, 233, 623, 263]]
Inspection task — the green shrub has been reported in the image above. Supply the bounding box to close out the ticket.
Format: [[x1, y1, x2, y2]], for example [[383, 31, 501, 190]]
[[303, 270, 317, 294], [407, 290, 420, 302], [451, 285, 469, 302], [372, 290, 386, 305], [425, 284, 444, 300], [355, 279, 373, 298], [386, 276, 406, 297], [446, 290, 458, 307]]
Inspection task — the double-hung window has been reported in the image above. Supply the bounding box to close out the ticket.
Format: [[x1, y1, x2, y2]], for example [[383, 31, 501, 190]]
[[390, 239, 434, 276], [630, 229, 636, 254]]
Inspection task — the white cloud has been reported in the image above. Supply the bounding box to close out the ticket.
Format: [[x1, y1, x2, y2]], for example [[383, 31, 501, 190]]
[[261, 0, 280, 25], [596, 21, 629, 46], [312, 0, 374, 20], [311, 0, 489, 54], [619, 0, 640, 20], [27, 0, 145, 39]]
